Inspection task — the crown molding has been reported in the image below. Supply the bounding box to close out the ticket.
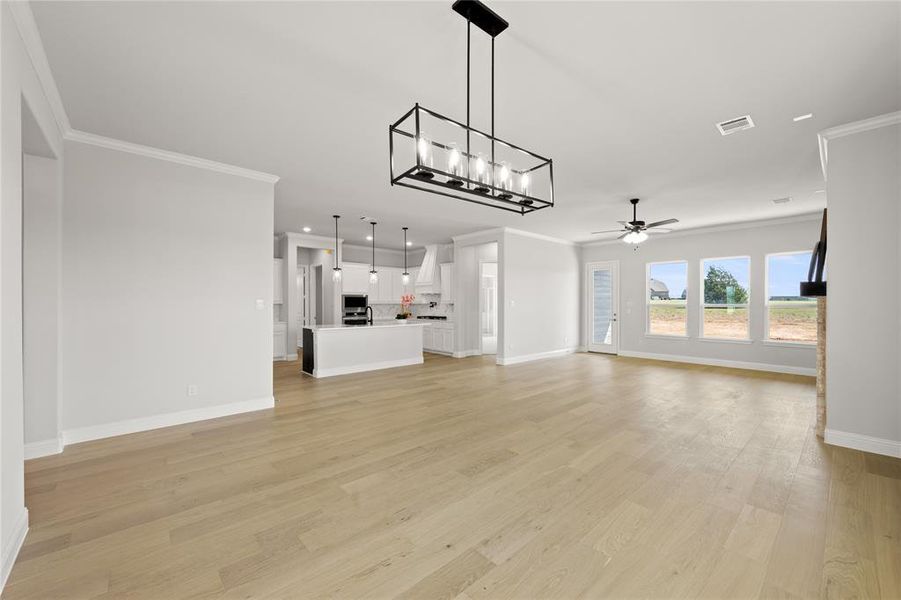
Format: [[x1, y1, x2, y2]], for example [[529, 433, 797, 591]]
[[65, 130, 280, 184], [818, 111, 901, 180], [451, 227, 575, 247], [343, 243, 420, 255], [7, 1, 71, 138], [502, 227, 577, 246], [281, 232, 343, 245], [11, 1, 281, 185], [451, 228, 505, 244], [580, 212, 823, 247]]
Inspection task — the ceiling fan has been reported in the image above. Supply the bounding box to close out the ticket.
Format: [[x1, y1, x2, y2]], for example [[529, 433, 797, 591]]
[[592, 198, 679, 244]]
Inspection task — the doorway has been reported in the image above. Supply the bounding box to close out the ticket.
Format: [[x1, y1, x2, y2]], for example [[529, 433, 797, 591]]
[[587, 261, 619, 354], [296, 265, 309, 347], [479, 262, 497, 354], [313, 265, 323, 326]]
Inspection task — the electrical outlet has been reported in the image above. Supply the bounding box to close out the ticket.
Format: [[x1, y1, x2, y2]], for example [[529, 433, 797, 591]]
[[255, 299, 265, 310], [187, 385, 198, 397]]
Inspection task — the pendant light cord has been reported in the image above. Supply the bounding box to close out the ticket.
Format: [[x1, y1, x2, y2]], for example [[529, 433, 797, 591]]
[[370, 222, 376, 271], [402, 227, 408, 272], [333, 215, 339, 269], [466, 19, 471, 185], [491, 35, 495, 188]]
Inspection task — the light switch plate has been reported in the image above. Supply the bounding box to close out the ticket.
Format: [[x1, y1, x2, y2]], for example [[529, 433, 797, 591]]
[[256, 299, 265, 310]]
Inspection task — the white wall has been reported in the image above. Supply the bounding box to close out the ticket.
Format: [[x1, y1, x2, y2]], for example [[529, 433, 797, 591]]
[[581, 217, 820, 374], [23, 154, 61, 452], [502, 231, 581, 363], [60, 141, 275, 439], [1, 2, 65, 587], [824, 120, 900, 456]]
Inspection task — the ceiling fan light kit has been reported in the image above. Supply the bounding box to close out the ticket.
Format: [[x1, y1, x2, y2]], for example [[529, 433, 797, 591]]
[[388, 0, 555, 215]]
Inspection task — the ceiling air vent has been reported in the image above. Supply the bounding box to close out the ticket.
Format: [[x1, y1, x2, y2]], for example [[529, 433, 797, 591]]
[[716, 115, 754, 136]]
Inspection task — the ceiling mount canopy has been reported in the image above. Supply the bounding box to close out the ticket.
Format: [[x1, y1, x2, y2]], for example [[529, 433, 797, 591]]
[[389, 0, 555, 215]]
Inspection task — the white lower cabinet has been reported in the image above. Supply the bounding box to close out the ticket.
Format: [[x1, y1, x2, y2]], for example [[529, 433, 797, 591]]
[[422, 322, 454, 354], [273, 322, 287, 360]]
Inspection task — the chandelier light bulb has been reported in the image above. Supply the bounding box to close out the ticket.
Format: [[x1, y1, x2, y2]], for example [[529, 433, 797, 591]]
[[402, 272, 410, 285], [369, 270, 379, 284], [417, 134, 432, 165], [448, 144, 461, 173], [332, 267, 342, 282], [520, 173, 530, 196]]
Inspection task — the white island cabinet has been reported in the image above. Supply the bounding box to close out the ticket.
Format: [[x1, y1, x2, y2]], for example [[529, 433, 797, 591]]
[[302, 321, 426, 378]]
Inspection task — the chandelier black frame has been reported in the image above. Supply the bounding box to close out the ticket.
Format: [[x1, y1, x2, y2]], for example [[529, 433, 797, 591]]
[[388, 0, 555, 216]]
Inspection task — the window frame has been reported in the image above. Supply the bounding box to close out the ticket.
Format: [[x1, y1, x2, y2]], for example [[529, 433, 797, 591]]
[[764, 250, 817, 346], [645, 260, 689, 338], [699, 255, 751, 340]]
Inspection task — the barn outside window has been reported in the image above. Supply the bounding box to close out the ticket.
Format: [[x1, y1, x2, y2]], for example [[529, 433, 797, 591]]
[[647, 261, 688, 336]]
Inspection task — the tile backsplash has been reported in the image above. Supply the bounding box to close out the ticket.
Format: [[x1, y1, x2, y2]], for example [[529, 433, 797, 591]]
[[371, 296, 454, 321]]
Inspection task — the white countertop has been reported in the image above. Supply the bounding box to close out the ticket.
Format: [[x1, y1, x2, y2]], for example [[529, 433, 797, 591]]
[[306, 320, 427, 332]]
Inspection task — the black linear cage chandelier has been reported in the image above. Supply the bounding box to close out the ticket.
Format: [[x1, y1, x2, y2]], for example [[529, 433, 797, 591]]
[[388, 0, 555, 215]]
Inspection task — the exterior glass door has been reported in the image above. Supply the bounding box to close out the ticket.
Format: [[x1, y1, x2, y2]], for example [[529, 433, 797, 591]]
[[588, 262, 618, 353]]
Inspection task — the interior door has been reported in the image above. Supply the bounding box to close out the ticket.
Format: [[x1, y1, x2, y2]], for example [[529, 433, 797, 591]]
[[587, 261, 618, 354], [296, 266, 309, 347]]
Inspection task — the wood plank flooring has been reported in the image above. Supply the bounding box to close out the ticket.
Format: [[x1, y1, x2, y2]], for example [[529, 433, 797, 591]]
[[7, 353, 901, 598]]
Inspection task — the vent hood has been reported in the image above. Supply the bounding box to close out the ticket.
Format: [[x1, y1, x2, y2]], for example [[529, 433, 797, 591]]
[[416, 245, 441, 293]]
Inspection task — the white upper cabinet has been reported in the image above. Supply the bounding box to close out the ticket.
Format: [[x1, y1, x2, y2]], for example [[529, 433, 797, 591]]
[[439, 263, 455, 303], [342, 263, 370, 295], [342, 263, 425, 303], [273, 258, 284, 304]]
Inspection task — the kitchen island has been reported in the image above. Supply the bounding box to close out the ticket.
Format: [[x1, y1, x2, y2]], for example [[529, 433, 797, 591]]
[[301, 321, 426, 378]]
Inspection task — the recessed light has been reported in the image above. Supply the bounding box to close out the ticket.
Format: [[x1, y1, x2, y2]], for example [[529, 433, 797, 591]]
[[366, 235, 373, 241], [302, 226, 311, 233], [793, 113, 813, 122], [772, 196, 792, 205], [814, 189, 825, 194], [406, 241, 412, 246]]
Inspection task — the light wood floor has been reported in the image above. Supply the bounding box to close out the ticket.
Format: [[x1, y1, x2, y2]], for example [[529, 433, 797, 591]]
[[7, 353, 901, 599]]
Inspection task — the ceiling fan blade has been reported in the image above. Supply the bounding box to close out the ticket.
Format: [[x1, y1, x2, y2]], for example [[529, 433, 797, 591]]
[[648, 228, 673, 234], [646, 218, 679, 228], [617, 232, 630, 240], [591, 229, 627, 234]]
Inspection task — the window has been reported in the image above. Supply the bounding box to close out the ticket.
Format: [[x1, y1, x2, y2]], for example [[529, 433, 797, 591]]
[[766, 252, 817, 343], [701, 256, 750, 339], [647, 261, 687, 336]]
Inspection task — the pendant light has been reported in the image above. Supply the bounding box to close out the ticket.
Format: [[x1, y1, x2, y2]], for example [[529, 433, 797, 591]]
[[332, 215, 342, 282], [401, 227, 410, 285], [369, 222, 378, 284], [388, 0, 555, 215]]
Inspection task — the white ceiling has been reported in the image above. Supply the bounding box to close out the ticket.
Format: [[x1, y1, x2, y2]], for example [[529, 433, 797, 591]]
[[31, 1, 901, 248]]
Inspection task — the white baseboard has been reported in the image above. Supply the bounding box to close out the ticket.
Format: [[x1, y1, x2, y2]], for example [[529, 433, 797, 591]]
[[617, 350, 816, 377], [1, 508, 28, 593], [286, 353, 298, 361], [313, 357, 423, 378], [452, 349, 481, 358], [24, 435, 63, 460], [497, 347, 579, 366], [825, 429, 901, 458], [61, 396, 275, 446]]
